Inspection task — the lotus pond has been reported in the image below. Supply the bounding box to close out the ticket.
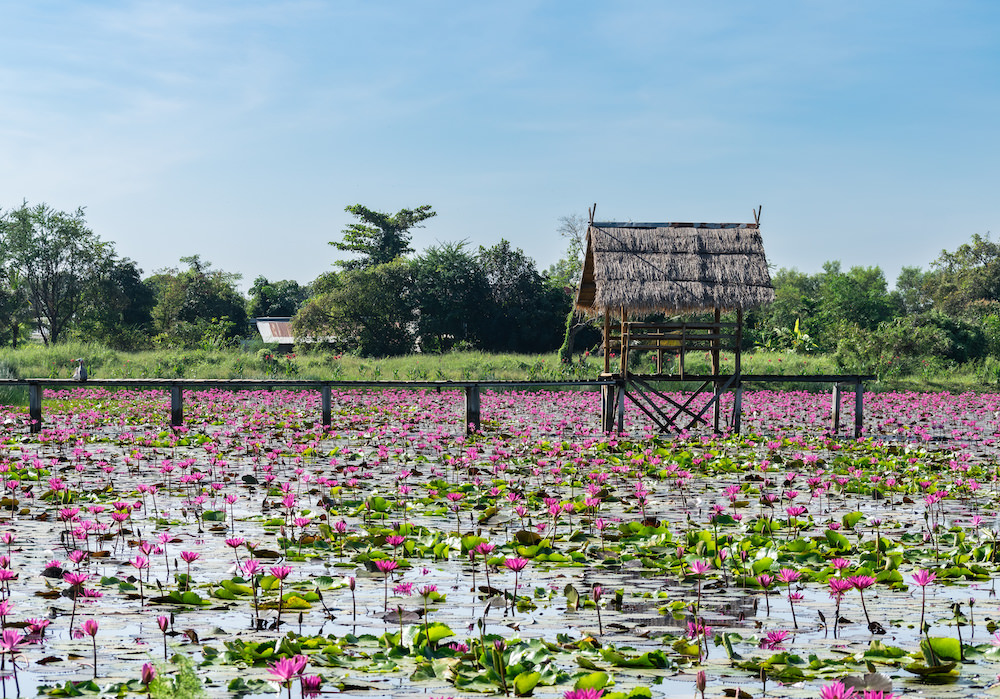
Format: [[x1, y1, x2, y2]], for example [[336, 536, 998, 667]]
[[0, 386, 998, 699]]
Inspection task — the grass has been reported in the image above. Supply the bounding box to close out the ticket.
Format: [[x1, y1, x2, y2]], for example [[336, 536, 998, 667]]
[[0, 341, 996, 396]]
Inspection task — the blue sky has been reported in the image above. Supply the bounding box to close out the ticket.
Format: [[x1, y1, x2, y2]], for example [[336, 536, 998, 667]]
[[2, 1, 999, 291]]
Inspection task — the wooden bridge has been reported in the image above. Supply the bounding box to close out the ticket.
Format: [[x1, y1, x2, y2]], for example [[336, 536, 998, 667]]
[[0, 375, 873, 438]]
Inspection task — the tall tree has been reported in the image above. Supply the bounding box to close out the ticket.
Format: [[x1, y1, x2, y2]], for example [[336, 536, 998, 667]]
[[293, 260, 414, 356], [477, 240, 567, 353], [147, 256, 247, 347], [411, 241, 489, 351], [331, 204, 436, 269], [924, 233, 1000, 315], [0, 202, 109, 344], [77, 258, 155, 349], [248, 276, 310, 318]]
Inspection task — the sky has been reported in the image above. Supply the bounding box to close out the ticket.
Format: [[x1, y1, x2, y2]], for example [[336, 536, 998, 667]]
[[2, 1, 999, 292]]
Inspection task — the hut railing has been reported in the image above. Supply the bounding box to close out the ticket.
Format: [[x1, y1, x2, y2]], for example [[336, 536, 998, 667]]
[[606, 321, 740, 377]]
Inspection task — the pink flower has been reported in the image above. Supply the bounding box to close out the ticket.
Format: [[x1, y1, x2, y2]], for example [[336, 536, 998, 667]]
[[689, 560, 712, 576], [375, 560, 399, 574], [269, 565, 292, 580], [911, 569, 936, 587], [267, 654, 308, 682], [564, 690, 604, 699], [503, 558, 529, 572], [81, 619, 99, 637], [848, 575, 876, 590], [819, 682, 857, 699], [759, 629, 788, 650], [140, 662, 156, 685], [180, 551, 200, 563], [300, 674, 323, 696], [777, 568, 801, 584]]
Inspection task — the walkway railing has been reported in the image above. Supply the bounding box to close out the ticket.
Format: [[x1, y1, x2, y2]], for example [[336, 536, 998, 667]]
[[0, 373, 875, 437], [0, 378, 615, 435]]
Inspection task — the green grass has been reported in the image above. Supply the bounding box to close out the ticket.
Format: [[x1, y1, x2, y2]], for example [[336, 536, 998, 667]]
[[0, 342, 996, 394]]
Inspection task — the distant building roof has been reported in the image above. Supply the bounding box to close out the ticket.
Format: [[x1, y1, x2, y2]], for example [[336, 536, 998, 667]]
[[253, 317, 295, 345], [253, 317, 334, 345]]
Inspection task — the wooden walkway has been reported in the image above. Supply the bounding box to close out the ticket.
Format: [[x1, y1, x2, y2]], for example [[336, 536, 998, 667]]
[[0, 374, 874, 437], [0, 378, 614, 435]]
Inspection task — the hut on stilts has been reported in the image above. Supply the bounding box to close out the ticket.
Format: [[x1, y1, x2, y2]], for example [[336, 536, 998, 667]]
[[574, 205, 775, 432]]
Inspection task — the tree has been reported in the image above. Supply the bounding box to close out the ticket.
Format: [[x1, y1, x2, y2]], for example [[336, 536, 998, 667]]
[[248, 277, 310, 318], [411, 241, 490, 351], [817, 263, 899, 338], [331, 204, 436, 270], [0, 202, 110, 344], [545, 213, 588, 290], [894, 266, 933, 315], [477, 240, 567, 353], [293, 260, 415, 356], [147, 256, 247, 347], [77, 258, 155, 349], [924, 233, 1000, 315], [0, 268, 29, 348]]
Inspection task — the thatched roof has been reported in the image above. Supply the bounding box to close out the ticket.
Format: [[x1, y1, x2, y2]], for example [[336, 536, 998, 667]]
[[574, 221, 775, 314]]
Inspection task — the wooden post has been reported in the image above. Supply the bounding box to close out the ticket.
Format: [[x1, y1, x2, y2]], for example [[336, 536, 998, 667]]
[[854, 380, 864, 439], [601, 384, 615, 432], [712, 308, 721, 376], [465, 385, 481, 435], [615, 380, 625, 432], [321, 385, 332, 428], [28, 383, 41, 434], [831, 384, 842, 435], [603, 312, 610, 375], [735, 309, 743, 377], [619, 307, 627, 375], [170, 385, 183, 428], [712, 382, 721, 432], [732, 383, 743, 434]]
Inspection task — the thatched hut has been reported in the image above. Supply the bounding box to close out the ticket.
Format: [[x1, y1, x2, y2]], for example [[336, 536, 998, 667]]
[[575, 218, 774, 378]]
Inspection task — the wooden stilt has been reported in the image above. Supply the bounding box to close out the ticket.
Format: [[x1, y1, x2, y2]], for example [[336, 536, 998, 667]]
[[321, 385, 332, 427], [732, 383, 743, 434], [854, 381, 864, 439], [465, 385, 481, 434], [170, 385, 183, 428], [28, 383, 41, 434], [619, 307, 627, 375], [601, 384, 615, 432], [603, 312, 610, 375], [831, 385, 842, 435], [615, 380, 625, 432]]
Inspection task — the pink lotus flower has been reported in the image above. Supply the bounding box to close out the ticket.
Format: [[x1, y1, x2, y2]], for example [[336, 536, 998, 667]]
[[267, 654, 308, 682]]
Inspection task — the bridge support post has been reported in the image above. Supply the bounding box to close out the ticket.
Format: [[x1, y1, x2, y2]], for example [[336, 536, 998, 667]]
[[28, 383, 41, 434], [170, 385, 183, 428], [465, 385, 480, 435], [321, 386, 332, 428], [831, 384, 842, 435]]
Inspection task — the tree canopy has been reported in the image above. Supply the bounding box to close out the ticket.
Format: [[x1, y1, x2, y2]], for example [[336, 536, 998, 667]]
[[330, 204, 436, 270]]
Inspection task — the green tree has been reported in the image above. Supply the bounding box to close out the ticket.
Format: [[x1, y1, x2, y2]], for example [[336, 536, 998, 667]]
[[924, 233, 1000, 315], [293, 260, 415, 356], [331, 204, 436, 270], [894, 266, 933, 315], [815, 263, 899, 348], [147, 256, 247, 347], [411, 241, 489, 351], [77, 258, 155, 349], [477, 240, 568, 353], [0, 268, 29, 348], [247, 276, 310, 318], [0, 202, 111, 344]]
